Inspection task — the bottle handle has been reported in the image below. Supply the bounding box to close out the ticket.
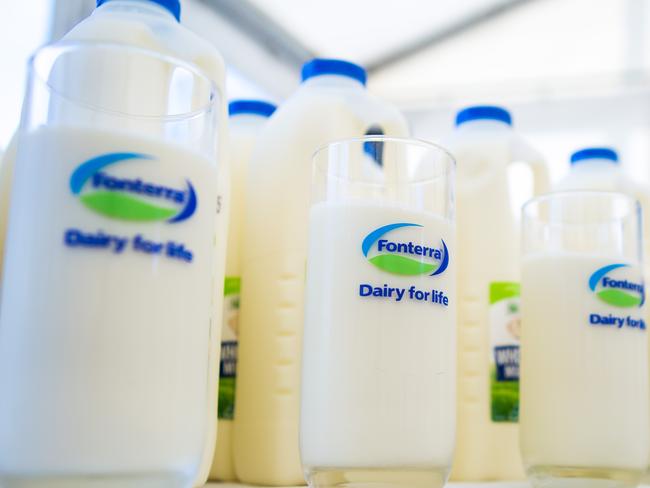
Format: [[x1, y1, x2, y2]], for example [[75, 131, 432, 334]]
[[511, 138, 550, 196]]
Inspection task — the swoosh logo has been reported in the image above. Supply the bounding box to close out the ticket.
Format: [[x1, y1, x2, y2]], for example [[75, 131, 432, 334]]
[[362, 223, 421, 256], [362, 222, 448, 276], [168, 180, 196, 223], [589, 263, 644, 308], [70, 153, 153, 195], [70, 153, 196, 223]]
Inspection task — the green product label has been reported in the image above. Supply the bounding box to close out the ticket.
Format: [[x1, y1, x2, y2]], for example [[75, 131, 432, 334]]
[[224, 276, 241, 297], [218, 377, 236, 420], [489, 282, 520, 422], [218, 276, 240, 420]]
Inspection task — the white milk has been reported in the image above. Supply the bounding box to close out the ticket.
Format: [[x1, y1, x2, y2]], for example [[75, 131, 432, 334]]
[[0, 2, 228, 484], [520, 252, 648, 485], [209, 102, 275, 482], [234, 59, 409, 486], [0, 126, 219, 486], [444, 107, 549, 481], [301, 201, 456, 483]]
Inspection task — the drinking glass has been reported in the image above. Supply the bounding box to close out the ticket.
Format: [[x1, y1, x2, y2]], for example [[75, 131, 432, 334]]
[[520, 191, 648, 488], [300, 137, 456, 488], [0, 42, 221, 488]]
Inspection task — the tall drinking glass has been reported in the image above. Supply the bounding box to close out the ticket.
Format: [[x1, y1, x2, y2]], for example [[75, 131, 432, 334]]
[[300, 137, 456, 488], [520, 191, 648, 488], [0, 42, 221, 487]]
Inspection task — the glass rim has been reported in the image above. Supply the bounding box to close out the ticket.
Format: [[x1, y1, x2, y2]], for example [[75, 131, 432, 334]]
[[313, 136, 456, 164], [522, 190, 640, 223], [312, 136, 455, 186], [28, 41, 219, 121]]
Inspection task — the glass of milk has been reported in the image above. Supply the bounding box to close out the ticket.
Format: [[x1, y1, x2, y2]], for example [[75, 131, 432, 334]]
[[300, 137, 456, 488], [0, 42, 221, 487], [520, 191, 648, 488]]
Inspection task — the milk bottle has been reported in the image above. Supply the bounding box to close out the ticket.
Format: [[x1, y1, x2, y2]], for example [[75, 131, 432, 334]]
[[445, 106, 549, 480], [554, 148, 642, 194], [0, 137, 14, 279], [553, 147, 650, 480], [0, 2, 228, 484], [209, 100, 276, 482], [553, 147, 650, 277], [234, 58, 409, 486]]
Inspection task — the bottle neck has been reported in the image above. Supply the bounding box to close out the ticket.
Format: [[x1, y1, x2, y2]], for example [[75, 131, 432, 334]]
[[229, 114, 269, 130], [302, 75, 365, 90], [94, 0, 176, 22], [571, 159, 619, 170], [456, 119, 511, 132]]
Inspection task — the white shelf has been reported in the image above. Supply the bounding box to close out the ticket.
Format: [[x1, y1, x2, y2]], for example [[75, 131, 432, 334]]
[[204, 483, 650, 488], [204, 483, 532, 488]]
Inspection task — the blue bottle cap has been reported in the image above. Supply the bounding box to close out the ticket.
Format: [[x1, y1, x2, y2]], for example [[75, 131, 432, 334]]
[[228, 100, 277, 118], [455, 105, 512, 126], [97, 0, 181, 22], [301, 59, 367, 86], [570, 147, 619, 165]]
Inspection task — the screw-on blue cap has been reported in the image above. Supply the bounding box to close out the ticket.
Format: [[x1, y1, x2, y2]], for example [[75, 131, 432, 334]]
[[301, 59, 367, 86], [455, 105, 512, 126], [228, 100, 276, 118], [97, 0, 181, 22], [570, 147, 618, 165]]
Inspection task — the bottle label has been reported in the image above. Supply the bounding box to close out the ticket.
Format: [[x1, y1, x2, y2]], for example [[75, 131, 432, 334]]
[[218, 276, 239, 420], [489, 282, 520, 422]]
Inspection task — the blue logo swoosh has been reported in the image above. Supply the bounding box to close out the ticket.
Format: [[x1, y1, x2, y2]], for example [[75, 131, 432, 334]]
[[361, 223, 421, 257], [168, 180, 197, 223], [70, 153, 153, 195], [589, 263, 628, 291], [431, 239, 449, 276]]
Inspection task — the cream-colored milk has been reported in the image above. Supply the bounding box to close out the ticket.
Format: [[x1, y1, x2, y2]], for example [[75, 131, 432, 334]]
[[445, 119, 548, 480], [209, 112, 271, 481], [234, 73, 408, 486], [0, 3, 228, 484], [301, 201, 456, 474], [520, 252, 647, 476], [0, 126, 219, 484]]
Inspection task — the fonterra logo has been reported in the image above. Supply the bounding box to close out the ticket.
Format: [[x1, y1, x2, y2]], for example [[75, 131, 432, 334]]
[[70, 153, 196, 223], [589, 264, 645, 308], [361, 223, 449, 276]]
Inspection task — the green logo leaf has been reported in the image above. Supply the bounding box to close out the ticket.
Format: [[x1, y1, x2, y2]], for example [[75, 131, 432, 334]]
[[597, 289, 643, 308], [80, 192, 177, 221], [368, 254, 438, 276]]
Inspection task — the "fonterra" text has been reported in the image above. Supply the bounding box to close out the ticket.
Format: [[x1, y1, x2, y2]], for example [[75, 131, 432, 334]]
[[601, 276, 644, 295], [377, 239, 443, 260], [92, 172, 186, 204]]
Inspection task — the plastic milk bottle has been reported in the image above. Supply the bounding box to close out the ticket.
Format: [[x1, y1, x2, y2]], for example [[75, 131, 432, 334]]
[[445, 106, 549, 480], [554, 147, 650, 480], [233, 58, 409, 486], [553, 148, 650, 260], [209, 100, 276, 481]]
